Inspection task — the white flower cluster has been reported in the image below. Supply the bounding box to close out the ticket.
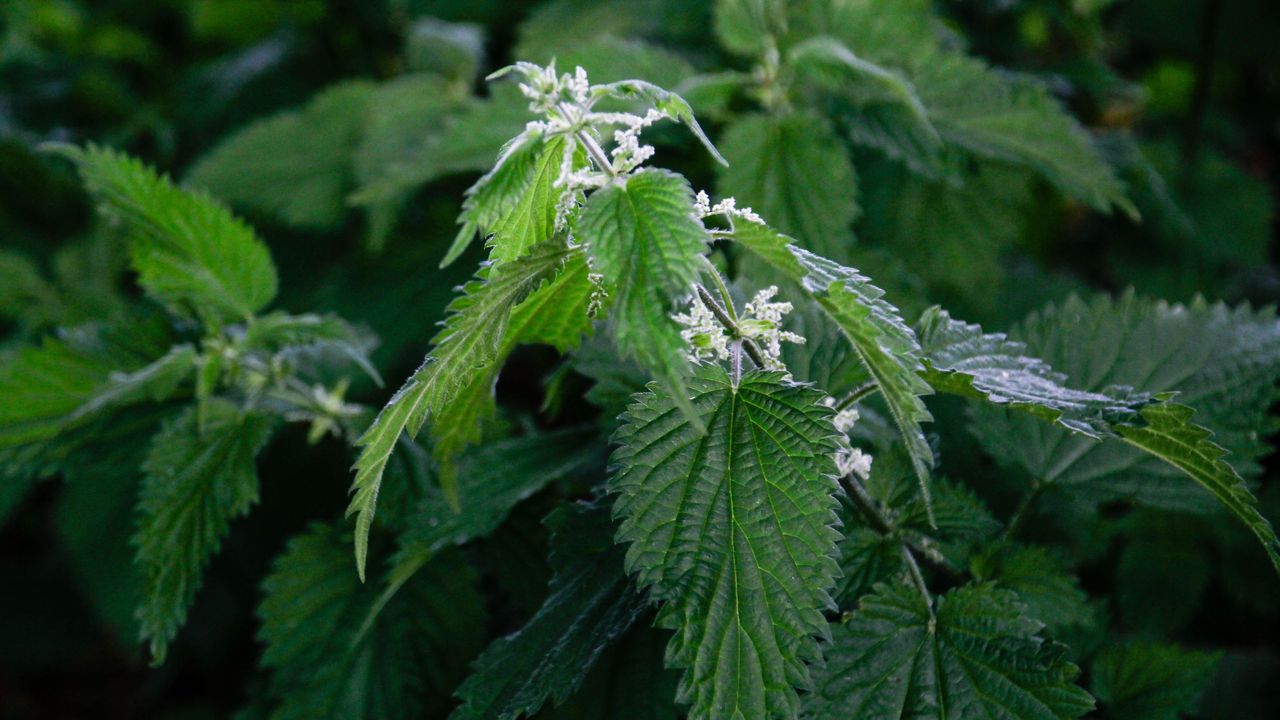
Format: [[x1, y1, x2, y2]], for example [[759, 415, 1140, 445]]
[[822, 397, 873, 480], [672, 286, 805, 370], [672, 292, 731, 363], [693, 191, 765, 226], [739, 286, 805, 369], [501, 62, 676, 229]]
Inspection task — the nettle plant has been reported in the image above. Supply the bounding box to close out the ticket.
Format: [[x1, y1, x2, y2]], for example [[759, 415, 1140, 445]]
[[335, 62, 1278, 719], [3, 44, 1279, 720]]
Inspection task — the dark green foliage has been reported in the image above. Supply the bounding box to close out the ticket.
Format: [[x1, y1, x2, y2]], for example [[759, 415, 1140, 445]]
[[2, 0, 1279, 717]]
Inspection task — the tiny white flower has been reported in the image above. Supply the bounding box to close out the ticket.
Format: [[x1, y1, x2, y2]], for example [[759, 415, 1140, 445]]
[[673, 293, 731, 363], [835, 447, 873, 480], [833, 406, 860, 433]]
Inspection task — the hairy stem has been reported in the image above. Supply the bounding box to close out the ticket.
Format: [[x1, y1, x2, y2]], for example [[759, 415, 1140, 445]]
[[835, 381, 879, 411], [694, 283, 769, 369]]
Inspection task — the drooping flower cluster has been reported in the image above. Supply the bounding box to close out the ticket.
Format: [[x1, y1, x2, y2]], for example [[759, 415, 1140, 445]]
[[672, 292, 731, 364], [740, 286, 805, 365], [673, 286, 805, 371], [823, 398, 873, 480]]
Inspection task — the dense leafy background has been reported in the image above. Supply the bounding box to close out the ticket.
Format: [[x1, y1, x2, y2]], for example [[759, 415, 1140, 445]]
[[1, 0, 1278, 718]]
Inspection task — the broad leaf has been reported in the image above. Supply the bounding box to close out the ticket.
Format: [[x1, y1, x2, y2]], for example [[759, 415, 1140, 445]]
[[259, 523, 484, 720], [135, 399, 276, 663], [451, 503, 646, 720], [806, 582, 1094, 719], [611, 366, 841, 720], [60, 144, 279, 325], [577, 168, 707, 425], [0, 324, 191, 477], [970, 295, 1280, 566], [363, 428, 601, 632], [908, 51, 1131, 214], [1090, 641, 1221, 720], [1118, 402, 1280, 571], [717, 112, 859, 261], [348, 237, 575, 578], [916, 306, 1154, 436], [793, 246, 936, 517], [188, 81, 376, 230]]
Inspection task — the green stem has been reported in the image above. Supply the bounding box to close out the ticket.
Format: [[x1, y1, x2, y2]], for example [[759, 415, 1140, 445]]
[[694, 283, 769, 369], [835, 381, 879, 411]]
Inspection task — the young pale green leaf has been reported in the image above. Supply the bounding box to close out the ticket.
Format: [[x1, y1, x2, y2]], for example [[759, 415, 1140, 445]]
[[451, 503, 647, 720], [576, 168, 707, 427], [347, 238, 576, 579], [792, 247, 936, 519], [611, 366, 841, 720], [805, 582, 1094, 720], [445, 130, 547, 267], [1118, 402, 1280, 572], [916, 305, 1155, 436], [189, 81, 376, 230], [484, 135, 570, 263], [717, 112, 859, 261], [259, 523, 485, 720], [590, 80, 726, 165], [58, 144, 279, 325], [135, 399, 276, 664], [1090, 641, 1221, 720], [427, 248, 596, 491]]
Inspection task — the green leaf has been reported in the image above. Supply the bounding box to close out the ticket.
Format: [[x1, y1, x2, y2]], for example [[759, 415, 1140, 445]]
[[539, 623, 681, 720], [362, 428, 601, 635], [860, 160, 1031, 293], [611, 365, 841, 720], [446, 130, 548, 267], [451, 503, 647, 720], [259, 523, 485, 720], [916, 305, 1154, 436], [787, 36, 940, 162], [806, 582, 1094, 720], [0, 325, 192, 476], [352, 74, 467, 248], [484, 135, 570, 264], [969, 295, 1280, 563], [135, 399, 276, 664], [589, 80, 725, 165], [58, 144, 279, 325], [577, 168, 707, 426], [972, 544, 1096, 639], [717, 112, 859, 260], [429, 248, 597, 487], [715, 0, 788, 57], [1090, 642, 1221, 720], [908, 51, 1131, 214], [188, 81, 377, 230], [792, 246, 936, 518], [1118, 402, 1280, 572], [348, 238, 576, 579]]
